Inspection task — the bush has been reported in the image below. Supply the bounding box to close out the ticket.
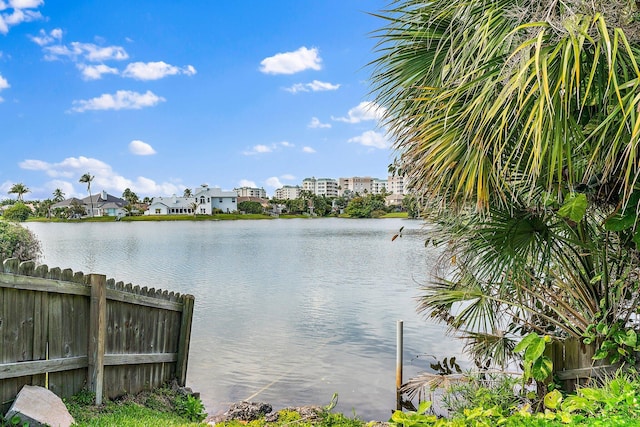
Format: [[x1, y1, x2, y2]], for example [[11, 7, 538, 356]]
[[238, 201, 264, 214], [441, 373, 526, 417], [2, 202, 32, 222], [0, 220, 41, 262]]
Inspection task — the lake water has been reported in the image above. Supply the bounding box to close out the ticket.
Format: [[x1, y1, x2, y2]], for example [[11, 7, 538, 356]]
[[24, 218, 466, 421]]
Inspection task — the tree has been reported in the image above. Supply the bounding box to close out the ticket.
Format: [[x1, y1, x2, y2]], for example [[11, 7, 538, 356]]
[[2, 202, 32, 222], [238, 200, 264, 214], [371, 0, 640, 368], [79, 173, 94, 217], [183, 188, 192, 198], [122, 188, 139, 205], [8, 183, 30, 201], [52, 188, 65, 203], [68, 199, 86, 218], [36, 199, 54, 218], [0, 220, 41, 261]]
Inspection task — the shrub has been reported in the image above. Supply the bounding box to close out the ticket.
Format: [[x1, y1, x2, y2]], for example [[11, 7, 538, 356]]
[[0, 220, 41, 262], [174, 394, 207, 422], [2, 202, 32, 222]]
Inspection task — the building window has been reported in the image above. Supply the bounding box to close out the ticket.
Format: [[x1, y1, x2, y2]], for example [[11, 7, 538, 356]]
[[219, 198, 223, 203]]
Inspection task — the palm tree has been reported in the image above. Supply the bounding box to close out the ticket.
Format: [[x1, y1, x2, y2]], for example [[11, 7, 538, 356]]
[[52, 188, 65, 203], [79, 173, 94, 217], [371, 0, 640, 368], [183, 188, 192, 198], [8, 183, 30, 201]]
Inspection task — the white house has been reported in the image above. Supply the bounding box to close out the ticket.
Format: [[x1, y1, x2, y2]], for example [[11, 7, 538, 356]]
[[193, 184, 237, 214], [146, 195, 197, 215]]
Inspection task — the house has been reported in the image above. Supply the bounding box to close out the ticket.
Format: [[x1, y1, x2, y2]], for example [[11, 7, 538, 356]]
[[52, 191, 128, 217], [146, 195, 197, 215], [193, 184, 237, 214], [145, 184, 237, 215]]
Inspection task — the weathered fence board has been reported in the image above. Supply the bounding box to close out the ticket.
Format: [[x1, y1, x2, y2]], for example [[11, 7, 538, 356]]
[[0, 258, 194, 413]]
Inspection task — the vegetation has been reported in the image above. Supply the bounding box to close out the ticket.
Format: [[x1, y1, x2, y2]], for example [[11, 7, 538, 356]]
[[0, 219, 41, 261], [2, 202, 33, 222], [79, 172, 95, 217], [371, 0, 640, 377], [64, 387, 207, 427], [8, 183, 30, 201], [238, 200, 265, 214]]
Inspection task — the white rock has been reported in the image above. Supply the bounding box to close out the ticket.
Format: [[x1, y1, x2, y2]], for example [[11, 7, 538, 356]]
[[5, 385, 75, 427]]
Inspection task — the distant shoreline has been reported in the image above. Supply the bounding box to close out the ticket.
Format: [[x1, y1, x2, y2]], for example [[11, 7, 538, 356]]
[[26, 212, 410, 223]]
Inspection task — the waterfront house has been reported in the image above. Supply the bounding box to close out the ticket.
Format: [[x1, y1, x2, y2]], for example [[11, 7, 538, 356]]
[[52, 190, 127, 217], [146, 195, 197, 215], [193, 184, 237, 214], [145, 184, 237, 215]]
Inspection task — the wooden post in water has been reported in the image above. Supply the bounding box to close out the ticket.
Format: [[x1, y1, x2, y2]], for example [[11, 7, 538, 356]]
[[177, 294, 195, 387], [88, 274, 107, 405], [396, 320, 403, 411]]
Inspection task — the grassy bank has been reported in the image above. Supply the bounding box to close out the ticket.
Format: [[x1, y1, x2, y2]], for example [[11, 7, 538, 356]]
[[27, 212, 409, 223], [62, 388, 366, 427]]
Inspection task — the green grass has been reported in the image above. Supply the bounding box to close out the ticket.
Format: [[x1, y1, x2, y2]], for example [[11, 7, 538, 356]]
[[381, 212, 409, 218], [65, 388, 208, 427]]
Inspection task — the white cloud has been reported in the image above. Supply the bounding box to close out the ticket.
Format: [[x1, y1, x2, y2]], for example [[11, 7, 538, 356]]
[[260, 46, 322, 75], [285, 80, 340, 94], [44, 41, 128, 62], [265, 177, 283, 188], [129, 140, 157, 156], [0, 0, 42, 34], [19, 155, 183, 198], [77, 63, 119, 80], [308, 117, 330, 129], [122, 61, 197, 80], [302, 146, 316, 153], [242, 141, 293, 156], [348, 130, 390, 149], [30, 28, 63, 46], [239, 179, 257, 188], [70, 90, 166, 112], [10, 0, 43, 8], [333, 101, 386, 124], [0, 74, 9, 102], [280, 174, 296, 181], [242, 144, 272, 156]]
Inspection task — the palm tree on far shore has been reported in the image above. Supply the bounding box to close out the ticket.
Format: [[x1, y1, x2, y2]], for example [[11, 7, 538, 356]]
[[8, 182, 30, 201], [79, 173, 94, 217], [52, 188, 65, 203]]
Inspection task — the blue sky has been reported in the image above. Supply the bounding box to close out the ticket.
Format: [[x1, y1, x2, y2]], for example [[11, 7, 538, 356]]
[[0, 0, 392, 200]]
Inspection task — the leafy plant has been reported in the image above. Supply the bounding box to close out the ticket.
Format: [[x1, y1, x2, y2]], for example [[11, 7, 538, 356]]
[[0, 415, 29, 427], [174, 394, 207, 422], [583, 320, 640, 365], [514, 333, 553, 384]]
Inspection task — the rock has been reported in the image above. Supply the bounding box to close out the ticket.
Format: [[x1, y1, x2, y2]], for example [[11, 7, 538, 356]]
[[224, 401, 273, 421], [4, 385, 75, 427]]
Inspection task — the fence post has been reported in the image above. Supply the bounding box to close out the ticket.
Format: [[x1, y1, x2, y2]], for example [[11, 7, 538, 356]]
[[88, 274, 107, 404], [396, 320, 403, 411], [176, 295, 195, 387]]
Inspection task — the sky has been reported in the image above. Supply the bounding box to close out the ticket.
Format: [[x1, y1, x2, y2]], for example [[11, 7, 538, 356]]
[[0, 0, 393, 201]]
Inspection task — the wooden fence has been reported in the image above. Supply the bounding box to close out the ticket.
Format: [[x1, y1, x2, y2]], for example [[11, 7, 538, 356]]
[[545, 338, 619, 392], [0, 257, 194, 413]]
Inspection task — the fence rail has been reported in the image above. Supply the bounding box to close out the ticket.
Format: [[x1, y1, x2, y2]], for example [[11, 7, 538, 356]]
[[0, 257, 194, 412]]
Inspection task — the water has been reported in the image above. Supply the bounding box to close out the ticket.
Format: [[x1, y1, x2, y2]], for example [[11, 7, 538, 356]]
[[24, 218, 466, 421]]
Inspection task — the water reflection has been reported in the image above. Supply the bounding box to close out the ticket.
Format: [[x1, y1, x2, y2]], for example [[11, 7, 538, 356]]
[[25, 218, 465, 421]]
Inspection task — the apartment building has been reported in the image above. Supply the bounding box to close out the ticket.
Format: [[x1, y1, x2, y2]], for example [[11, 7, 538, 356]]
[[274, 185, 301, 200], [234, 186, 267, 198], [302, 177, 339, 197], [339, 177, 374, 195]]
